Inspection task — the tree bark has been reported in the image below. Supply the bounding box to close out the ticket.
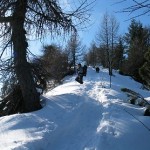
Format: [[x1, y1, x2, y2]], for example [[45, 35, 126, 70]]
[[11, 0, 41, 112]]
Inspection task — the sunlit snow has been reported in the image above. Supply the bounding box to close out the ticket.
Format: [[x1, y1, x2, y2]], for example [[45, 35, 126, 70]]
[[0, 66, 150, 150]]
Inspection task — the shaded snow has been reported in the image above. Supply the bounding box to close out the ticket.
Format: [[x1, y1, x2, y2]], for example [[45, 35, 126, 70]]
[[0, 66, 150, 150]]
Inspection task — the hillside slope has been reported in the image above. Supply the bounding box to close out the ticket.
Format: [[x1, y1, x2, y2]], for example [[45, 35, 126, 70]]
[[0, 67, 150, 150]]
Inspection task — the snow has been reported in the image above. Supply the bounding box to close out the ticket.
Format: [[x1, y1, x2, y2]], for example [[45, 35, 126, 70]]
[[0, 66, 150, 150]]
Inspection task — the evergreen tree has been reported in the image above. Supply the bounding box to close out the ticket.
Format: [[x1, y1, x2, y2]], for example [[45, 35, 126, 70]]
[[112, 37, 125, 70], [65, 34, 85, 71], [89, 42, 98, 66], [85, 42, 99, 66], [139, 48, 150, 88], [124, 19, 150, 80], [41, 44, 68, 82]]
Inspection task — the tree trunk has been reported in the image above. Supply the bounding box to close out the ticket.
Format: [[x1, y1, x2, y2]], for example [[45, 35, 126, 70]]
[[73, 49, 76, 73], [11, 0, 41, 112]]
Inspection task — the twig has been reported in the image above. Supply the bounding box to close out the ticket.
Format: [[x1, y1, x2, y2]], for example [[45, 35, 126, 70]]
[[124, 108, 150, 132]]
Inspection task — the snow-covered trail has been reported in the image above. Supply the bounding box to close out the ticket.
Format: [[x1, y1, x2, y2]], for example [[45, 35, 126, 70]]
[[43, 71, 104, 150], [0, 66, 150, 150], [84, 67, 150, 150], [43, 67, 150, 150]]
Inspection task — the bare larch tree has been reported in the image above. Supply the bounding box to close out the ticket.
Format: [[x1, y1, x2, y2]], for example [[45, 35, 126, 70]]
[[96, 12, 119, 87]]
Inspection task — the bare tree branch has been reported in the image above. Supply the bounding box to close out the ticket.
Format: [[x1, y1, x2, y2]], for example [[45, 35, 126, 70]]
[[116, 0, 150, 19], [0, 16, 13, 22]]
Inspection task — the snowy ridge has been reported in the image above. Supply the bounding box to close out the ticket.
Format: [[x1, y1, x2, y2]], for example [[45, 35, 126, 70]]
[[0, 66, 150, 150]]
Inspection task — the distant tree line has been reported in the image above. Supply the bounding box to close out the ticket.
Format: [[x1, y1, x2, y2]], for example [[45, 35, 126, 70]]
[[85, 12, 150, 89], [40, 14, 150, 90], [30, 35, 85, 88]]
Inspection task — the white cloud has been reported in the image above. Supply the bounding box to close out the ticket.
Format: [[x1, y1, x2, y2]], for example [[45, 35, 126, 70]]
[[59, 0, 71, 10]]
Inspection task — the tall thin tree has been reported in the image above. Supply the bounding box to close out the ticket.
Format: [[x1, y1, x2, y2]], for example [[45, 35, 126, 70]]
[[65, 33, 85, 72], [96, 12, 119, 87]]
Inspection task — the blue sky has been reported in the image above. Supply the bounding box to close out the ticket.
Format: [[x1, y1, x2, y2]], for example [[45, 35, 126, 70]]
[[29, 0, 150, 55], [80, 0, 150, 47]]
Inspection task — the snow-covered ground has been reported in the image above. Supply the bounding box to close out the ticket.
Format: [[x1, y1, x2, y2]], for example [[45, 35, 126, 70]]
[[0, 66, 150, 150]]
